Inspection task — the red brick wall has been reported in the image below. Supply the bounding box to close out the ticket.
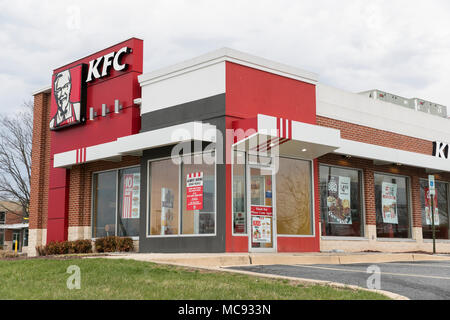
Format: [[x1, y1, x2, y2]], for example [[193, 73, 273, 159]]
[[67, 156, 140, 228], [29, 92, 51, 230], [317, 116, 433, 155]]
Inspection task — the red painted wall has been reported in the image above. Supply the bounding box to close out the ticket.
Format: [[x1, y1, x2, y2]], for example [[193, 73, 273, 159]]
[[47, 38, 143, 242], [225, 61, 319, 252]]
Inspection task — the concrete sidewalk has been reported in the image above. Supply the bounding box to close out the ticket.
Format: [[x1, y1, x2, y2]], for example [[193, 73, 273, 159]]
[[101, 251, 450, 267]]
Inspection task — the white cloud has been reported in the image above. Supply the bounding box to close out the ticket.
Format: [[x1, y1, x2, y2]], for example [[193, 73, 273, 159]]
[[0, 0, 449, 113]]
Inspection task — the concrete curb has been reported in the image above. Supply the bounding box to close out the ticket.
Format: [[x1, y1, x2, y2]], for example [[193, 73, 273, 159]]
[[101, 252, 450, 268]]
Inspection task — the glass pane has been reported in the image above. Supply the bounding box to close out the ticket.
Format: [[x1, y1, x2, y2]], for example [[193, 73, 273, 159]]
[[233, 151, 246, 234], [0, 230, 4, 246], [250, 167, 273, 249], [276, 158, 312, 235], [319, 165, 363, 237], [149, 159, 179, 235], [117, 167, 140, 237], [181, 153, 215, 235], [420, 180, 449, 239], [93, 171, 117, 238], [23, 229, 28, 247], [375, 173, 410, 238]]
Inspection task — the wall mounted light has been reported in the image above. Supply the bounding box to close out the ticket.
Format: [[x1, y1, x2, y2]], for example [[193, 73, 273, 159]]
[[114, 99, 123, 113], [102, 104, 109, 117]]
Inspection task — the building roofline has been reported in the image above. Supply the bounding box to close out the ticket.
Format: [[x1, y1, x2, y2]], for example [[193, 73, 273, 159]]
[[32, 85, 51, 96], [139, 47, 319, 85]]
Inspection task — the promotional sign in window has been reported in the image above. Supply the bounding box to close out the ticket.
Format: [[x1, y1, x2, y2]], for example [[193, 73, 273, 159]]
[[186, 172, 203, 211], [382, 182, 398, 224], [326, 176, 352, 224], [251, 206, 272, 243], [50, 64, 87, 130], [122, 173, 140, 219], [161, 188, 174, 235], [234, 212, 246, 234], [424, 187, 440, 226]]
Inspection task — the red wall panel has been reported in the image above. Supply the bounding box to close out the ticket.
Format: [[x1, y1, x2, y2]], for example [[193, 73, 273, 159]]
[[47, 38, 143, 242], [225, 62, 319, 252]]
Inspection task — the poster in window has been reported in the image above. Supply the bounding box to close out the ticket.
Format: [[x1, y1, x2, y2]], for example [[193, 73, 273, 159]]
[[424, 187, 440, 226], [122, 173, 140, 219], [326, 176, 352, 224], [186, 172, 203, 210], [381, 182, 398, 224], [161, 187, 174, 235], [251, 206, 272, 243]]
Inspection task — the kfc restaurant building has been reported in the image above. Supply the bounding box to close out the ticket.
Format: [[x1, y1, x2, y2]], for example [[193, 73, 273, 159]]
[[29, 38, 450, 256]]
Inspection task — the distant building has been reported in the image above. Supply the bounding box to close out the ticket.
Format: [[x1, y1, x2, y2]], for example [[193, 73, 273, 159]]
[[0, 202, 28, 252]]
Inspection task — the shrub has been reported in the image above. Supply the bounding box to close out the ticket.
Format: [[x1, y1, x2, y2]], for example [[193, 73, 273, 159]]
[[36, 239, 93, 256], [0, 251, 18, 258], [95, 236, 134, 253]]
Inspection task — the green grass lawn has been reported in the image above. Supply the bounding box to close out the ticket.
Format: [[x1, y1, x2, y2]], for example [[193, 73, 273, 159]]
[[0, 257, 388, 300]]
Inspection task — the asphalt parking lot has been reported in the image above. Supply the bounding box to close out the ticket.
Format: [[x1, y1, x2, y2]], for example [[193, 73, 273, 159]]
[[229, 260, 450, 300]]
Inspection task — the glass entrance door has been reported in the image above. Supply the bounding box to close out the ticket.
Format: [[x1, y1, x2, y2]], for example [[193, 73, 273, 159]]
[[248, 166, 276, 252]]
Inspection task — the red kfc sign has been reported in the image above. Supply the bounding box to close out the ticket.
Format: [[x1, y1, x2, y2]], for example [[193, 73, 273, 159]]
[[49, 45, 133, 131]]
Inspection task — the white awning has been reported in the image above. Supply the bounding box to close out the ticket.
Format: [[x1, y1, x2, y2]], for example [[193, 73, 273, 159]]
[[335, 139, 450, 172], [233, 114, 341, 160], [54, 121, 217, 168], [0, 223, 28, 230]]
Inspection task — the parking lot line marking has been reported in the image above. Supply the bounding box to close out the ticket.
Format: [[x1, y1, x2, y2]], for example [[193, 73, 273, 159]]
[[385, 262, 450, 268], [294, 265, 450, 280]]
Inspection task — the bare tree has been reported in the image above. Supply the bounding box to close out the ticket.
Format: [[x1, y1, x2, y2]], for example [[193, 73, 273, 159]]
[[0, 101, 33, 217]]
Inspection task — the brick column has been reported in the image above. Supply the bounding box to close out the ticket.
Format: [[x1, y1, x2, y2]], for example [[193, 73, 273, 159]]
[[410, 175, 423, 241], [67, 164, 91, 240], [29, 91, 51, 255], [363, 167, 377, 242]]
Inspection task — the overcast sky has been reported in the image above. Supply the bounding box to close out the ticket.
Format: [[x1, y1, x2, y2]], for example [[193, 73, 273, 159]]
[[1, 0, 449, 114]]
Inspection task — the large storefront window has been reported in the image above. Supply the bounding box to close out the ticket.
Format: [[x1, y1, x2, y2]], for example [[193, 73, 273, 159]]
[[232, 151, 246, 234], [148, 152, 216, 236], [276, 157, 313, 235], [420, 179, 449, 240], [181, 153, 216, 235], [117, 167, 141, 237], [148, 159, 180, 235], [319, 165, 364, 237], [375, 173, 411, 238], [92, 167, 141, 238]]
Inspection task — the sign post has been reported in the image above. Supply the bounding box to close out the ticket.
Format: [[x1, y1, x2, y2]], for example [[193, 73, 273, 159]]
[[429, 175, 436, 254]]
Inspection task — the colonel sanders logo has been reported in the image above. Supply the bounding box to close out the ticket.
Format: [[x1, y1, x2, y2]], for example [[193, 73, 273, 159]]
[[49, 64, 87, 130]]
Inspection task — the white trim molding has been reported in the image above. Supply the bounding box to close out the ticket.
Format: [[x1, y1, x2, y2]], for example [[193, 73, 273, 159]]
[[53, 122, 216, 168]]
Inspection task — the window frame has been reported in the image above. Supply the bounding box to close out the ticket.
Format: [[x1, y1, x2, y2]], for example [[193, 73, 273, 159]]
[[318, 163, 366, 238], [146, 151, 217, 238], [374, 171, 413, 240], [0, 211, 5, 224], [91, 165, 141, 240], [419, 177, 450, 239]]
